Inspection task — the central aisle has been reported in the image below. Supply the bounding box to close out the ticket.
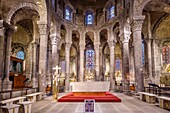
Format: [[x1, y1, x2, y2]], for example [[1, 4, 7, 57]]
[[32, 92, 169, 113]]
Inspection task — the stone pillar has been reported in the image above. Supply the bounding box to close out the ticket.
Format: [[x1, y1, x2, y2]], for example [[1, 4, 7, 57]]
[[108, 41, 115, 91], [38, 22, 49, 93], [132, 16, 145, 92], [146, 39, 152, 79], [0, 20, 5, 91], [50, 34, 60, 90], [51, 34, 60, 72], [32, 42, 38, 88], [99, 46, 103, 80], [65, 42, 71, 92], [94, 42, 100, 81], [79, 31, 85, 81], [120, 31, 131, 91], [3, 26, 13, 90], [129, 47, 135, 82]]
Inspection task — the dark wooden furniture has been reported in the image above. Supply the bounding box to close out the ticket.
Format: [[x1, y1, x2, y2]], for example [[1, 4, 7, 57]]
[[9, 57, 26, 88]]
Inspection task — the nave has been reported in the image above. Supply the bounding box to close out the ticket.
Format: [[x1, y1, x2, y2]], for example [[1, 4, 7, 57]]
[[32, 93, 169, 113]]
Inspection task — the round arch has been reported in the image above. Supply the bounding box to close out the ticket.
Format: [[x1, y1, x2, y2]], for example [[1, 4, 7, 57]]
[[6, 2, 39, 25]]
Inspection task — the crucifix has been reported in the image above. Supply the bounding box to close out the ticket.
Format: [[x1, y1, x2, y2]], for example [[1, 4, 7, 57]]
[[52, 65, 61, 101]]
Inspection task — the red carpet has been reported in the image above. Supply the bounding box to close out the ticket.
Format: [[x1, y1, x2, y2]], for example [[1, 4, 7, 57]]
[[58, 92, 121, 102]]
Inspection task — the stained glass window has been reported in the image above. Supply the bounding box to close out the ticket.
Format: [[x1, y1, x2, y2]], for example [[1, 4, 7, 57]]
[[162, 46, 169, 64], [86, 11, 93, 25], [109, 6, 115, 19], [17, 50, 24, 60], [142, 40, 145, 65], [115, 58, 121, 71], [87, 14, 93, 25], [86, 50, 95, 70], [65, 6, 72, 21]]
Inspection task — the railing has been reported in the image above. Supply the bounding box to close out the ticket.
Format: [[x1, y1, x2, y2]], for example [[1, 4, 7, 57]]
[[144, 84, 170, 96]]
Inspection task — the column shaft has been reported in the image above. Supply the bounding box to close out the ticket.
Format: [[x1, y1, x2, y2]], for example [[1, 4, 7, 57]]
[[147, 40, 152, 79], [65, 43, 71, 91], [94, 43, 100, 81], [4, 29, 13, 81], [32, 42, 38, 88], [132, 18, 145, 92], [122, 41, 130, 91], [79, 44, 85, 82], [0, 22, 5, 80], [38, 23, 49, 93]]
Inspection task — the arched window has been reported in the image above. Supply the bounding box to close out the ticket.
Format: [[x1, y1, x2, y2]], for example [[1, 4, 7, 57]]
[[86, 11, 93, 25], [86, 49, 95, 70], [142, 40, 145, 65], [162, 46, 169, 64], [17, 50, 25, 60], [65, 6, 72, 21], [115, 58, 121, 71], [109, 6, 115, 19]]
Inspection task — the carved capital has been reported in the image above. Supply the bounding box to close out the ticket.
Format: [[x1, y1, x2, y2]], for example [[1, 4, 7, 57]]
[[38, 22, 50, 35], [120, 32, 131, 43], [108, 41, 115, 48], [132, 16, 145, 32], [50, 34, 60, 45], [31, 41, 38, 46], [65, 42, 72, 50]]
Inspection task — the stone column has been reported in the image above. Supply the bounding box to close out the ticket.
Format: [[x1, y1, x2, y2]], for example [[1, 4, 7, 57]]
[[50, 34, 60, 89], [51, 34, 60, 72], [0, 21, 5, 78], [32, 42, 38, 88], [38, 22, 49, 93], [120, 31, 131, 91], [79, 32, 85, 81], [4, 26, 13, 90], [65, 42, 71, 92], [146, 39, 152, 79], [129, 47, 135, 82], [132, 16, 145, 92], [94, 42, 100, 81], [0, 20, 5, 91], [99, 46, 103, 80], [108, 41, 115, 91]]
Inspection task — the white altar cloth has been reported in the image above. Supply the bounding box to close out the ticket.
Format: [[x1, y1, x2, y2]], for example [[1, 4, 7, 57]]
[[70, 82, 110, 92]]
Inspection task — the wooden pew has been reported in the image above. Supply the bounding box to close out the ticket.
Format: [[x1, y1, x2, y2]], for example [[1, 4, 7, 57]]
[[138, 92, 157, 104], [1, 104, 20, 113], [0, 97, 26, 105], [158, 96, 170, 110], [26, 92, 43, 102], [18, 101, 33, 113]]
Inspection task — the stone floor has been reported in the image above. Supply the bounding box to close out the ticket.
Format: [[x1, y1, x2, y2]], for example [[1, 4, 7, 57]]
[[32, 92, 170, 113]]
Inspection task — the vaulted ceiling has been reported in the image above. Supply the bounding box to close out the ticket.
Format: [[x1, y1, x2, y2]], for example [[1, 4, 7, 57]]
[[69, 0, 108, 9]]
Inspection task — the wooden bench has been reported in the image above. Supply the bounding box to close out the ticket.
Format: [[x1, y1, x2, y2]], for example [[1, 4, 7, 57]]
[[1, 104, 20, 113], [18, 101, 33, 113], [26, 92, 43, 102], [158, 96, 170, 110], [138, 92, 157, 103], [0, 97, 26, 105]]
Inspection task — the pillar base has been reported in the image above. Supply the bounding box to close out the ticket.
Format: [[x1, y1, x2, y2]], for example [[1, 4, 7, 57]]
[[2, 80, 12, 91]]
